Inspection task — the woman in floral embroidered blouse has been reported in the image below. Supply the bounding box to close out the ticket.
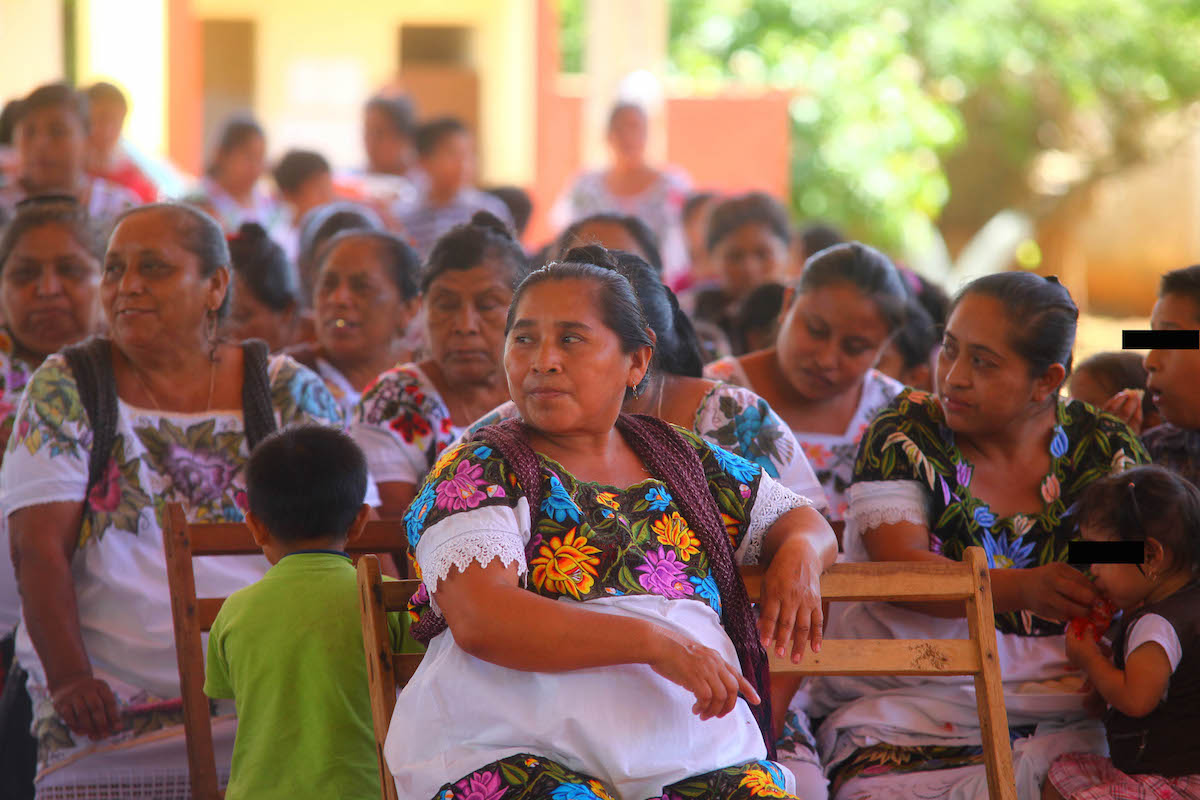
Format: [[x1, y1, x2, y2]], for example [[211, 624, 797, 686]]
[[1, 204, 345, 794], [704, 243, 908, 529], [806, 273, 1148, 799], [352, 212, 528, 518], [386, 251, 837, 800]]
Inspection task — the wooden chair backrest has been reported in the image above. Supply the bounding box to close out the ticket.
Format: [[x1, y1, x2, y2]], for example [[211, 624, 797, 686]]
[[162, 502, 408, 800], [741, 545, 1016, 800], [356, 555, 423, 800]]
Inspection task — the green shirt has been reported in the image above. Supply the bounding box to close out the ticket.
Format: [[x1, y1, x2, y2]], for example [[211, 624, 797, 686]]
[[205, 551, 420, 800]]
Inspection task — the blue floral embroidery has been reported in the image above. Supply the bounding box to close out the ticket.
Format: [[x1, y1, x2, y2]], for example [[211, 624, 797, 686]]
[[980, 529, 1037, 569], [757, 760, 787, 790], [972, 504, 996, 530], [644, 485, 673, 512], [288, 370, 342, 424], [404, 482, 438, 547], [474, 445, 493, 460], [689, 574, 722, 615], [541, 474, 583, 523], [704, 440, 760, 484], [733, 401, 780, 475], [1050, 425, 1069, 458], [550, 782, 606, 800]]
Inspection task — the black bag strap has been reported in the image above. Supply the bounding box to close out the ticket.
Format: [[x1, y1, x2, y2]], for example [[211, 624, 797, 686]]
[[63, 338, 279, 501], [61, 337, 118, 497], [239, 339, 277, 449]]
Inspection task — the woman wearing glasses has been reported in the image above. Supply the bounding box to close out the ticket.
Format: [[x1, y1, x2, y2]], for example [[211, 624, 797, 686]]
[[799, 272, 1149, 798]]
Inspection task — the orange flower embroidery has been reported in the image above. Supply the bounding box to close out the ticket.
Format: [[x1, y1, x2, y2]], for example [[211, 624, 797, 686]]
[[596, 491, 620, 510], [530, 528, 602, 599], [653, 512, 701, 561]]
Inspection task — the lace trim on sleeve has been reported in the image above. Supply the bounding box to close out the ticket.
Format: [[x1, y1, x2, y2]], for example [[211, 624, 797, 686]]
[[418, 529, 528, 614], [845, 480, 929, 530], [739, 474, 813, 566]]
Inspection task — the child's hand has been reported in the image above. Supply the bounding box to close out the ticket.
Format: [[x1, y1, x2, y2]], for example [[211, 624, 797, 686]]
[[1065, 622, 1103, 669]]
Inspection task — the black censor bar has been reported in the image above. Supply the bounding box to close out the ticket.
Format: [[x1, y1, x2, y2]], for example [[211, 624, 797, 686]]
[[1121, 329, 1199, 350], [1067, 540, 1144, 565]]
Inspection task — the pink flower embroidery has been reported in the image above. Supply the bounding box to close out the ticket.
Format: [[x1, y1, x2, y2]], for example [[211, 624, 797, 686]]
[[87, 459, 122, 512], [453, 769, 505, 800], [1040, 474, 1061, 503], [434, 458, 504, 512]]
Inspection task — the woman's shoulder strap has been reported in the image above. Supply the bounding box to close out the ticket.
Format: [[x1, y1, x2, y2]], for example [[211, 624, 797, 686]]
[[61, 337, 118, 495], [240, 339, 278, 449], [470, 418, 541, 531]]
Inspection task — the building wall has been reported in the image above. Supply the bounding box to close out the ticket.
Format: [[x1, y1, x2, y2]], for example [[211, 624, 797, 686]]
[[0, 1, 63, 106]]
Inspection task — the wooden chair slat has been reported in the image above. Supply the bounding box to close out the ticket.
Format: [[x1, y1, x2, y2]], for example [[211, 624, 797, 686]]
[[767, 639, 979, 676], [197, 598, 224, 632], [741, 562, 975, 602], [189, 520, 406, 556], [358, 555, 403, 800], [392, 653, 424, 685]]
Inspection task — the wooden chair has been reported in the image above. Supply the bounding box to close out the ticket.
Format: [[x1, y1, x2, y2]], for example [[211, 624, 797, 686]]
[[742, 545, 1017, 800], [356, 555, 424, 800], [162, 502, 409, 800]]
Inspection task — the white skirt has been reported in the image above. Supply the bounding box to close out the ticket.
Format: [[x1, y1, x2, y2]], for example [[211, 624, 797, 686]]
[[384, 593, 784, 800]]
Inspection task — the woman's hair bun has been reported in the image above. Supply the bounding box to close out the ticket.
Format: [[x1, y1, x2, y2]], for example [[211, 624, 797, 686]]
[[561, 244, 620, 271], [469, 210, 513, 240], [234, 221, 269, 243]]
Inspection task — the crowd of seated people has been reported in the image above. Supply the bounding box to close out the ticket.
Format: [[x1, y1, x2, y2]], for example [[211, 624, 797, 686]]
[[0, 77, 1197, 800]]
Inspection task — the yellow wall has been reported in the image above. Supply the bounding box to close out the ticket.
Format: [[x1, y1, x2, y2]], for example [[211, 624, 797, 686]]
[[191, 0, 536, 183], [0, 0, 64, 105]]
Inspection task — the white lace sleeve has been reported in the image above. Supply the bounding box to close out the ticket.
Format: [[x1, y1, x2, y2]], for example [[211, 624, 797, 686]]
[[413, 499, 532, 613], [737, 474, 814, 566], [842, 480, 930, 562]]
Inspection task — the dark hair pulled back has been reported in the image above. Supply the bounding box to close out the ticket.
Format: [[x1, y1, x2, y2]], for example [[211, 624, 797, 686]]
[[555, 213, 663, 274], [609, 250, 704, 378], [953, 272, 1078, 380], [228, 222, 297, 312], [797, 241, 910, 333], [423, 210, 527, 292], [706, 192, 791, 253], [316, 230, 420, 301], [507, 245, 654, 397]]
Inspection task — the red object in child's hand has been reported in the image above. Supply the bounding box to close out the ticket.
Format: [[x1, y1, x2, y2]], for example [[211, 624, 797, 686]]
[[1069, 598, 1116, 641]]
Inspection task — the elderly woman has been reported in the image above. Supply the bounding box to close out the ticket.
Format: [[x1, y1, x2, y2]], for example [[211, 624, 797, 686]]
[[0, 83, 138, 223], [808, 273, 1148, 799], [1, 203, 344, 794], [351, 211, 526, 518], [287, 228, 421, 419], [386, 249, 837, 800], [0, 197, 103, 644]]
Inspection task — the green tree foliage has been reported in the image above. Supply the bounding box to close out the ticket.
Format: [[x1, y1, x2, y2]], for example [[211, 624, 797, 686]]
[[664, 0, 1200, 254]]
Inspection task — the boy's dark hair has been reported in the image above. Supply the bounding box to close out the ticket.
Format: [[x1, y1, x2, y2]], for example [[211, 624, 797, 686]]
[[15, 83, 88, 130], [246, 426, 368, 542], [365, 94, 417, 138], [85, 81, 127, 111], [1078, 465, 1200, 576], [415, 117, 468, 158], [1159, 264, 1200, 320], [272, 149, 330, 195], [798, 221, 845, 259], [1074, 351, 1156, 419], [483, 186, 533, 237]]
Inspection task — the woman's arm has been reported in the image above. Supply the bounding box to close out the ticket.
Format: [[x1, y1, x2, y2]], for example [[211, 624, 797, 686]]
[[863, 519, 1097, 621], [10, 502, 121, 739], [435, 559, 759, 720], [757, 505, 837, 662], [1066, 631, 1171, 718]]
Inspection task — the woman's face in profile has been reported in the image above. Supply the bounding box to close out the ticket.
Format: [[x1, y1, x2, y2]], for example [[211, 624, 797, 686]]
[[774, 282, 892, 403], [225, 274, 297, 353], [314, 237, 411, 367], [936, 293, 1044, 435], [1, 222, 101, 358], [504, 277, 647, 435]]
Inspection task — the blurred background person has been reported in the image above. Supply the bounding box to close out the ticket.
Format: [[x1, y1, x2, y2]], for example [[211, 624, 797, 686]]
[[224, 222, 302, 353], [83, 82, 156, 204], [191, 115, 286, 242]]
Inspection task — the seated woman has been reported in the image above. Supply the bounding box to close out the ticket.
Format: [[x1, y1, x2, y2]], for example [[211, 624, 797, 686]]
[[1142, 265, 1200, 487], [810, 272, 1148, 800], [705, 243, 908, 528], [0, 196, 103, 648], [386, 248, 837, 800], [223, 222, 302, 352], [351, 212, 526, 518], [287, 229, 421, 419], [0, 203, 345, 795]]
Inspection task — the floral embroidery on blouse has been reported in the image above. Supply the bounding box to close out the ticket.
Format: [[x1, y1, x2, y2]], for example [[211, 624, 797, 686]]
[[353, 364, 462, 485], [0, 328, 33, 451], [404, 429, 764, 620], [853, 387, 1149, 635]]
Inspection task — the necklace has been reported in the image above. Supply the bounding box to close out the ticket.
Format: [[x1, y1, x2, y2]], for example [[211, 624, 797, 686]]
[[130, 358, 216, 412]]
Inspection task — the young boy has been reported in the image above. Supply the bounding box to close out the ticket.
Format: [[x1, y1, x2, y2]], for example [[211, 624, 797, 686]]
[[204, 426, 418, 799], [1143, 264, 1200, 487], [398, 116, 514, 257], [272, 149, 335, 227]]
